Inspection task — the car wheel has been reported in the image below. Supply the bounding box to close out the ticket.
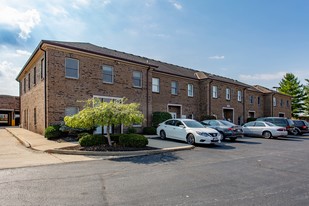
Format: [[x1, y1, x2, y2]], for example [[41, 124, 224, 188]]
[[186, 133, 195, 145], [262, 131, 272, 139], [230, 137, 237, 141], [160, 130, 166, 140], [296, 128, 302, 136], [290, 128, 298, 135]]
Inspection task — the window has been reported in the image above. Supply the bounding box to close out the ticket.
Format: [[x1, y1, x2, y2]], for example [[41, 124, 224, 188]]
[[133, 71, 142, 88], [102, 65, 114, 83], [280, 99, 283, 107], [287, 100, 290, 107], [33, 67, 36, 85], [212, 86, 218, 98], [152, 78, 160, 93], [28, 73, 30, 90], [226, 88, 231, 100], [33, 109, 36, 125], [258, 97, 261, 105], [65, 58, 79, 79], [273, 97, 277, 107], [41, 58, 45, 79], [23, 78, 26, 93], [65, 107, 79, 116], [250, 96, 254, 104], [237, 90, 242, 102], [188, 84, 193, 97], [171, 81, 178, 95]]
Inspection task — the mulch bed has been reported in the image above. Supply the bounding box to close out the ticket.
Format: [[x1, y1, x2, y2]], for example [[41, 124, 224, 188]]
[[57, 137, 157, 152]]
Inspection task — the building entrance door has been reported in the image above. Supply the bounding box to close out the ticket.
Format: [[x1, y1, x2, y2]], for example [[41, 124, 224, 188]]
[[223, 108, 234, 122]]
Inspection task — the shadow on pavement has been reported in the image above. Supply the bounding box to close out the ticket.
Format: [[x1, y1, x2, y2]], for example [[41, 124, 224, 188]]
[[111, 152, 182, 164], [223, 139, 262, 145], [196, 143, 235, 150], [274, 137, 303, 142]]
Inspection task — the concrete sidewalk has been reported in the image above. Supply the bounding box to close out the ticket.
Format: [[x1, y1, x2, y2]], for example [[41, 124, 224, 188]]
[[6, 128, 194, 157]]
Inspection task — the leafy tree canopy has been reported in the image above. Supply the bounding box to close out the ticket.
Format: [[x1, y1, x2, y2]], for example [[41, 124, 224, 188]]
[[278, 73, 307, 117], [64, 98, 144, 146]]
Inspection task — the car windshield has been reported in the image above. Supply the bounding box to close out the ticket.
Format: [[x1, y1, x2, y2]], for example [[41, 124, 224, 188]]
[[219, 120, 235, 126], [183, 120, 204, 128], [265, 122, 276, 127]]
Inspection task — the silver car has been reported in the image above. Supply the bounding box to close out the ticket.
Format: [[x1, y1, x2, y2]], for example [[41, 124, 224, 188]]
[[242, 121, 288, 138], [157, 119, 222, 145]]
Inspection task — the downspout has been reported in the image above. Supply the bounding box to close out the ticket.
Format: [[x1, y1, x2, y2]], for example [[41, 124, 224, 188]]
[[208, 80, 214, 115], [271, 93, 275, 116], [40, 46, 47, 130], [243, 87, 248, 123], [146, 67, 151, 127]]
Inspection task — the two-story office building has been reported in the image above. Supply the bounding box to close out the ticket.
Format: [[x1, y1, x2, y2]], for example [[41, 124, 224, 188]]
[[16, 40, 291, 134]]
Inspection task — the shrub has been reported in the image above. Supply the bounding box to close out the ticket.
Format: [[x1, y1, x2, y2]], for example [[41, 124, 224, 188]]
[[201, 115, 217, 120], [247, 117, 257, 122], [103, 134, 121, 143], [78, 134, 104, 147], [152, 112, 172, 127], [119, 134, 148, 148], [143, 127, 157, 135], [127, 127, 137, 134], [77, 132, 90, 140], [45, 125, 62, 140]]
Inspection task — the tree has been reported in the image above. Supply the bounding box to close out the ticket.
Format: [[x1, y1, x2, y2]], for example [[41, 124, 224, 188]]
[[64, 98, 144, 146], [304, 79, 309, 115], [278, 73, 307, 117]]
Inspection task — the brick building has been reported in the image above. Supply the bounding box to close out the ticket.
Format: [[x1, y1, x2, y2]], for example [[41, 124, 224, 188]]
[[16, 40, 291, 134], [0, 95, 20, 126]]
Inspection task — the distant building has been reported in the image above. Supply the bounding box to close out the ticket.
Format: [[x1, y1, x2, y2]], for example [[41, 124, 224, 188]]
[[0, 95, 20, 126], [16, 40, 292, 134]]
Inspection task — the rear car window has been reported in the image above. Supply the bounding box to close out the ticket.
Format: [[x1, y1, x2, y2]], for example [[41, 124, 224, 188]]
[[293, 120, 303, 126]]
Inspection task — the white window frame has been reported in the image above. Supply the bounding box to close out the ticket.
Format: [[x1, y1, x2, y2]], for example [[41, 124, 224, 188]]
[[152, 78, 160, 93], [237, 90, 242, 102], [65, 58, 79, 79], [188, 84, 193, 97], [102, 65, 114, 84], [250, 96, 254, 104], [133, 71, 142, 88], [212, 86, 218, 98], [273, 97, 277, 107], [171, 81, 178, 95], [226, 88, 231, 100]]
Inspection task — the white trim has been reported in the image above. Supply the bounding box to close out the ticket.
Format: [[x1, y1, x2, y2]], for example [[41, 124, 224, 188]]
[[93, 95, 122, 100], [167, 104, 182, 118], [65, 58, 79, 79], [222, 107, 234, 122]]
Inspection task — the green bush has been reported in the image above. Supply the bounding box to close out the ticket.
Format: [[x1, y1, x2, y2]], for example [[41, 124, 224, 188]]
[[247, 117, 257, 122], [119, 134, 148, 148], [77, 132, 90, 140], [45, 125, 62, 140], [152, 112, 172, 127], [127, 127, 137, 134], [201, 115, 217, 120], [104, 134, 121, 143], [143, 127, 157, 135], [78, 134, 104, 147]]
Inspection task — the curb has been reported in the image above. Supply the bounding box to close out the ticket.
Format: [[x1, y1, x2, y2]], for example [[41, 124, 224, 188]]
[[45, 145, 194, 157], [6, 128, 32, 149]]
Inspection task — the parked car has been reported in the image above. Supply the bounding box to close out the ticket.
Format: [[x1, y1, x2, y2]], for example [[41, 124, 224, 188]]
[[293, 120, 309, 135], [157, 119, 222, 145], [201, 119, 243, 141], [256, 117, 297, 135], [242, 121, 288, 138]]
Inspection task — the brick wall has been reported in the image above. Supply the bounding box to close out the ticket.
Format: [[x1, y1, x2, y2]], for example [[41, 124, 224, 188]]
[[0, 95, 19, 110]]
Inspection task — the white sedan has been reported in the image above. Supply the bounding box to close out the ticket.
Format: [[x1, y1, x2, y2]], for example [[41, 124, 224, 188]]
[[157, 119, 222, 145], [242, 121, 288, 138]]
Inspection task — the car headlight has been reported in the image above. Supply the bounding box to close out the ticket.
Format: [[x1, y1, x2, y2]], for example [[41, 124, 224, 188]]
[[196, 131, 211, 137]]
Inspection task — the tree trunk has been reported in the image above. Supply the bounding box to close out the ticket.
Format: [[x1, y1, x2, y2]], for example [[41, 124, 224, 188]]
[[106, 124, 112, 146]]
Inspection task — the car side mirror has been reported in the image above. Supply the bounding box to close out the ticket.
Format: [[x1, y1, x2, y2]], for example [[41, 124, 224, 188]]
[[179, 125, 185, 128]]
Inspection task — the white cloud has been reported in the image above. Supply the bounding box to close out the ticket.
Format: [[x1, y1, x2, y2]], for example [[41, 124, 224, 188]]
[[0, 6, 41, 39], [239, 72, 287, 81], [169, 0, 182, 10], [0, 61, 20, 96], [16, 50, 32, 57], [209, 55, 225, 60]]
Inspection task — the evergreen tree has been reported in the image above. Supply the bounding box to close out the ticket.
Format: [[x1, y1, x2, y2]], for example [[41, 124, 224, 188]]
[[278, 73, 307, 117], [304, 79, 309, 115]]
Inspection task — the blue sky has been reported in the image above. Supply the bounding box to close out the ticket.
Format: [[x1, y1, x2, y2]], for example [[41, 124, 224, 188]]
[[1, 0, 308, 96]]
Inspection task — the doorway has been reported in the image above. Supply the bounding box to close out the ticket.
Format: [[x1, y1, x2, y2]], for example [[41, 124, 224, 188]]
[[223, 108, 234, 122]]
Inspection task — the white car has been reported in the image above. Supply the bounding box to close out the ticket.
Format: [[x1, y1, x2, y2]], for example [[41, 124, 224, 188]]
[[242, 121, 288, 138], [157, 119, 222, 145]]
